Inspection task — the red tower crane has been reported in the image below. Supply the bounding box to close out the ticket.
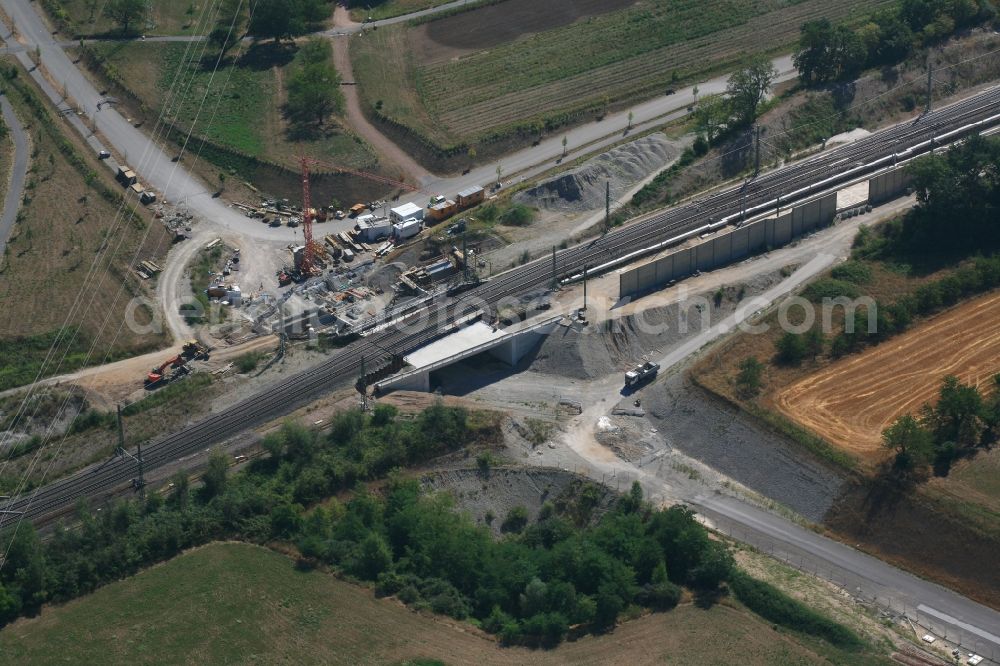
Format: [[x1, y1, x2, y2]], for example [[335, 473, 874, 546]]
[[298, 157, 423, 276]]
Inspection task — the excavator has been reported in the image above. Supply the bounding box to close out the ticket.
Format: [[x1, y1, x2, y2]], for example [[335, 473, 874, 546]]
[[144, 341, 210, 388], [145, 355, 187, 387]]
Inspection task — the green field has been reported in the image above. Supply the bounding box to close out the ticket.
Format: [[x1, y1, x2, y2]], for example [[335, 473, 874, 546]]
[[90, 41, 375, 170], [0, 542, 889, 666], [48, 0, 207, 36], [352, 0, 894, 149]]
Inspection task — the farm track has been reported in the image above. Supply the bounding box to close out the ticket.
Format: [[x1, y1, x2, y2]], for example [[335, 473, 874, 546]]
[[2, 86, 1000, 527]]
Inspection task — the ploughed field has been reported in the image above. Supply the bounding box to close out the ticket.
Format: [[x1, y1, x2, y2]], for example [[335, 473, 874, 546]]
[[353, 0, 895, 146], [775, 292, 1000, 462]]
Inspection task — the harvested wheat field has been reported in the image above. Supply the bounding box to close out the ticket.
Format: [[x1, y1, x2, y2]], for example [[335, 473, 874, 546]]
[[776, 291, 1000, 462]]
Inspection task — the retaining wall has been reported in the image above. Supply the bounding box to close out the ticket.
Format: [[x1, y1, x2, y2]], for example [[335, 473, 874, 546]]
[[868, 167, 912, 205], [619, 192, 837, 298]]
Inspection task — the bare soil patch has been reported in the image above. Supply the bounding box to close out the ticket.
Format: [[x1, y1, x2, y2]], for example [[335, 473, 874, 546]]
[[412, 0, 638, 64], [775, 292, 1000, 462]]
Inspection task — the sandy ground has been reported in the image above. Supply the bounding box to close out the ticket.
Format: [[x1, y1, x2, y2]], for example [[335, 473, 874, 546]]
[[775, 290, 1000, 460]]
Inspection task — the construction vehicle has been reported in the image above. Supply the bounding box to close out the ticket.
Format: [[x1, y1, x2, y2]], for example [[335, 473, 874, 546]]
[[181, 340, 209, 360], [145, 355, 187, 387], [624, 361, 659, 389]]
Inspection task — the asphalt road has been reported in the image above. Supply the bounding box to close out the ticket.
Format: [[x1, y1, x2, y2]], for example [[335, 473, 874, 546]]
[[5, 0, 1000, 658], [1, 0, 797, 239], [555, 247, 1000, 661], [0, 0, 295, 242], [0, 93, 27, 257], [693, 494, 1000, 660]]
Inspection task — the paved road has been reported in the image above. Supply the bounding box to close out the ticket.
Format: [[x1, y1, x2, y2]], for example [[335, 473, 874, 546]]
[[556, 251, 1000, 661], [323, 0, 486, 34], [4, 0, 799, 216], [7, 0, 999, 656], [0, 0, 305, 242], [0, 93, 28, 257]]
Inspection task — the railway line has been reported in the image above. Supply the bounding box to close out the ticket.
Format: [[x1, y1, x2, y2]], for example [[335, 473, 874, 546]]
[[2, 86, 999, 527]]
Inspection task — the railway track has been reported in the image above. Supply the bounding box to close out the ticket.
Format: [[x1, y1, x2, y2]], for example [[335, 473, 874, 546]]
[[3, 86, 999, 527]]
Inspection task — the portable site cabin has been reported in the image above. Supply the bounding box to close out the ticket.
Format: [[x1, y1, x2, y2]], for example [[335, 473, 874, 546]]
[[427, 199, 457, 223], [390, 202, 424, 225], [456, 185, 485, 209], [356, 216, 392, 243], [393, 218, 421, 241]]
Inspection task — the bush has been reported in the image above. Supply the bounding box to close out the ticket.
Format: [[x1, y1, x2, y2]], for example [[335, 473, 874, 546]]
[[499, 203, 536, 226], [735, 357, 765, 399], [501, 505, 529, 533], [730, 573, 862, 650], [830, 261, 872, 285], [235, 351, 266, 374], [69, 409, 115, 434], [802, 278, 860, 302]]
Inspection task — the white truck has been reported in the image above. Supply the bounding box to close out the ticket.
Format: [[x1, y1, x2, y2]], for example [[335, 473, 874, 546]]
[[624, 361, 659, 389]]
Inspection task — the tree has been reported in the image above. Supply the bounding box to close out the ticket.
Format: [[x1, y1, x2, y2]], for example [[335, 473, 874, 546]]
[[882, 414, 933, 471], [929, 375, 986, 448], [355, 532, 392, 580], [794, 19, 837, 85], [561, 135, 568, 157], [209, 0, 247, 55], [501, 505, 529, 534], [693, 94, 730, 143], [688, 542, 734, 590], [593, 583, 624, 632], [285, 38, 342, 126], [775, 331, 808, 366], [169, 471, 190, 507], [103, 0, 144, 33], [726, 55, 777, 126], [618, 481, 644, 514], [830, 25, 868, 80], [804, 327, 825, 359], [735, 356, 764, 399], [247, 0, 331, 42], [200, 451, 229, 499], [248, 0, 294, 41], [0, 583, 21, 624]]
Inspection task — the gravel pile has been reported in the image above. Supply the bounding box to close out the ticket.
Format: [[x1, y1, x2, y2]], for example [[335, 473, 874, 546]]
[[365, 262, 405, 291], [644, 373, 846, 522], [532, 275, 782, 380], [423, 467, 615, 536], [515, 133, 684, 214]]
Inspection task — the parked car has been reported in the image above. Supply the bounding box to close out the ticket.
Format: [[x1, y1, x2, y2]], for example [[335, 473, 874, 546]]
[[98, 150, 111, 159]]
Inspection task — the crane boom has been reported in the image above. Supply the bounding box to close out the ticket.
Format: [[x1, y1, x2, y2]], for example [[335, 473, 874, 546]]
[[297, 157, 425, 277], [300, 157, 316, 275]]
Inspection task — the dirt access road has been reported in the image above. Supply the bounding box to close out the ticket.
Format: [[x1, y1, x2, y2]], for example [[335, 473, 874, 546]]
[[331, 4, 432, 186], [775, 291, 1000, 462]]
